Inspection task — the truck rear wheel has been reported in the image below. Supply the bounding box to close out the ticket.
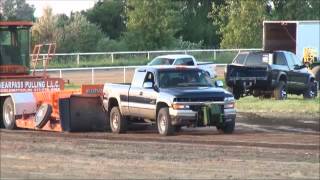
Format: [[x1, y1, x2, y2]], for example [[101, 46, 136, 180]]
[[3, 97, 16, 130], [110, 106, 127, 133], [157, 107, 174, 136], [273, 81, 287, 100]]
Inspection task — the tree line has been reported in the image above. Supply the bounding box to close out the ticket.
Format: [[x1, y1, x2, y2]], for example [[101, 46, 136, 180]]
[[1, 0, 319, 53]]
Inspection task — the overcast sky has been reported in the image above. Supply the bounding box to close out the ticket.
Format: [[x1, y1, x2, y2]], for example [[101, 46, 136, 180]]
[[26, 0, 96, 17]]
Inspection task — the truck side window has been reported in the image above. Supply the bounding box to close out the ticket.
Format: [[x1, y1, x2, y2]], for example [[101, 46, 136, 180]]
[[233, 53, 247, 64], [274, 53, 287, 66], [174, 58, 195, 66], [131, 71, 147, 88], [144, 72, 155, 84]]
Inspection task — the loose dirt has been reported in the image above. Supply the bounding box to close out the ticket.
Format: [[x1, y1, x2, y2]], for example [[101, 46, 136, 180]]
[[1, 112, 319, 179]]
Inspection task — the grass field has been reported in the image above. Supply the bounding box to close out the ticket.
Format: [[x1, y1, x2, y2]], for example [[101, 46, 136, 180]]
[[236, 95, 320, 114]]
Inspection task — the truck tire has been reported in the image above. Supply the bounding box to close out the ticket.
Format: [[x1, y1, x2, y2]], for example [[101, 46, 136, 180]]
[[110, 106, 127, 133], [228, 87, 241, 100], [35, 104, 52, 128], [217, 118, 235, 134], [311, 66, 320, 90], [157, 107, 174, 136], [303, 81, 317, 99], [273, 81, 287, 100], [2, 97, 16, 130]]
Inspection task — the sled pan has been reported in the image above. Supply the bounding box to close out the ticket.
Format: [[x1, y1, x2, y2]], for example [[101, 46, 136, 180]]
[[59, 95, 109, 132]]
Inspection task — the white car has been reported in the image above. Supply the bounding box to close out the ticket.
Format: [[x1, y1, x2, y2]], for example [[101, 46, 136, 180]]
[[147, 54, 216, 78]]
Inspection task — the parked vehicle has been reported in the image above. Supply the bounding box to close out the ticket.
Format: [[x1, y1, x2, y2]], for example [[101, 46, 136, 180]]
[[147, 54, 216, 78], [103, 66, 236, 136], [263, 20, 320, 88], [225, 50, 317, 100]]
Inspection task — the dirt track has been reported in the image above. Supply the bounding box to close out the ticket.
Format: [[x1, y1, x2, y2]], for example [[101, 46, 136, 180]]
[[1, 112, 319, 179]]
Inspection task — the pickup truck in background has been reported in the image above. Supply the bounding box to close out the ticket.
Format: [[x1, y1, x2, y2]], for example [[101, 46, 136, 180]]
[[147, 54, 216, 78], [103, 66, 236, 136], [225, 50, 318, 100]]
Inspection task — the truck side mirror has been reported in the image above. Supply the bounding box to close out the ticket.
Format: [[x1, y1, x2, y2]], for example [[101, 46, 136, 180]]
[[215, 80, 224, 88], [143, 82, 153, 89]]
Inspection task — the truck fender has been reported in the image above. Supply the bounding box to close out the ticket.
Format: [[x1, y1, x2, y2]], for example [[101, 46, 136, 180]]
[[0, 93, 37, 116], [276, 72, 287, 83], [106, 96, 121, 112]]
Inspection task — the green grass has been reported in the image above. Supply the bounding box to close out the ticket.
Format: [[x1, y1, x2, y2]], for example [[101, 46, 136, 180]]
[[236, 95, 320, 114], [65, 83, 80, 89]]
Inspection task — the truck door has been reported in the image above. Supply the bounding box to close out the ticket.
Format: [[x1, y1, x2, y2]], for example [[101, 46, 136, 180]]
[[286, 52, 308, 91], [140, 71, 158, 119], [128, 70, 146, 117]]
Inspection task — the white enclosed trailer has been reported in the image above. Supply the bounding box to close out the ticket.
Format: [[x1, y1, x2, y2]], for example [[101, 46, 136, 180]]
[[263, 20, 320, 60]]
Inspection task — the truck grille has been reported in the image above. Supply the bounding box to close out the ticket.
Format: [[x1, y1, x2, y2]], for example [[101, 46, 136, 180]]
[[173, 97, 224, 102]]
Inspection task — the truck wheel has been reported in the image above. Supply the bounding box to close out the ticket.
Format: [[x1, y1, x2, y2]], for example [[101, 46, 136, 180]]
[[217, 118, 235, 134], [311, 66, 320, 90], [174, 125, 182, 132], [273, 81, 287, 100], [157, 107, 174, 136], [3, 97, 16, 130], [228, 87, 241, 100], [35, 104, 52, 128], [303, 82, 317, 99], [110, 106, 127, 133]]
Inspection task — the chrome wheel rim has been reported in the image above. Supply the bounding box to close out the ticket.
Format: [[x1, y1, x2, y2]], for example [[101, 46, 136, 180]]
[[281, 88, 287, 99], [159, 115, 166, 133], [4, 103, 13, 125], [112, 112, 119, 130]]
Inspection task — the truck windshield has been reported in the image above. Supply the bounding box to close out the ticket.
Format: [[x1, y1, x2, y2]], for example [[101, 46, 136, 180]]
[[158, 69, 213, 88], [149, 58, 174, 65], [0, 27, 30, 67]]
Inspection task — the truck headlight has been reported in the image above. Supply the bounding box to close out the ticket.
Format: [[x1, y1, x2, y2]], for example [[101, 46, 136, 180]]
[[172, 103, 190, 110], [224, 97, 235, 109]]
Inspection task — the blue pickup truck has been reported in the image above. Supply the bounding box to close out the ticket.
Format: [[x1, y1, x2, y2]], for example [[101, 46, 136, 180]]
[[103, 66, 236, 136]]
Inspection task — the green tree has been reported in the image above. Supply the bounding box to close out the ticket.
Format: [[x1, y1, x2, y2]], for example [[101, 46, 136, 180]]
[[177, 0, 220, 48], [58, 13, 107, 52], [85, 0, 126, 39], [124, 0, 181, 50], [213, 0, 269, 48], [271, 0, 320, 20], [0, 0, 35, 21], [32, 7, 59, 45]]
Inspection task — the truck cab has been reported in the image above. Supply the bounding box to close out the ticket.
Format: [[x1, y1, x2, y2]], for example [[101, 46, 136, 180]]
[[104, 66, 236, 136]]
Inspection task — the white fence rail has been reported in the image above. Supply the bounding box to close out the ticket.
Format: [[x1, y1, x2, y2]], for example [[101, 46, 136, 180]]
[[33, 48, 262, 65], [33, 48, 262, 84]]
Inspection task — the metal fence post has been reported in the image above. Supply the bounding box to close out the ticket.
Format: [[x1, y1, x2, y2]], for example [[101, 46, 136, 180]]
[[123, 67, 126, 83], [213, 50, 216, 61], [76, 54, 80, 65], [184, 50, 187, 54], [147, 52, 150, 60], [111, 53, 114, 63], [59, 69, 62, 78], [91, 68, 95, 84]]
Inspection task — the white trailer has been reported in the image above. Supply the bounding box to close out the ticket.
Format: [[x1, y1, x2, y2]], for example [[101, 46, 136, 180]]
[[263, 20, 320, 60]]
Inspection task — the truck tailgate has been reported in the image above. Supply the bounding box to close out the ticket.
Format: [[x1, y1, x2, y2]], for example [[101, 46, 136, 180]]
[[226, 64, 269, 80]]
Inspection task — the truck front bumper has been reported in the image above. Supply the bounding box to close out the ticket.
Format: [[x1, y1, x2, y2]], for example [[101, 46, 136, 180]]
[[169, 107, 236, 126]]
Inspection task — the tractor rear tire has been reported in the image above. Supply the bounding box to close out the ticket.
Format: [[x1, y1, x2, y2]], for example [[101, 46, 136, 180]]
[[3, 97, 16, 130], [110, 106, 127, 133]]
